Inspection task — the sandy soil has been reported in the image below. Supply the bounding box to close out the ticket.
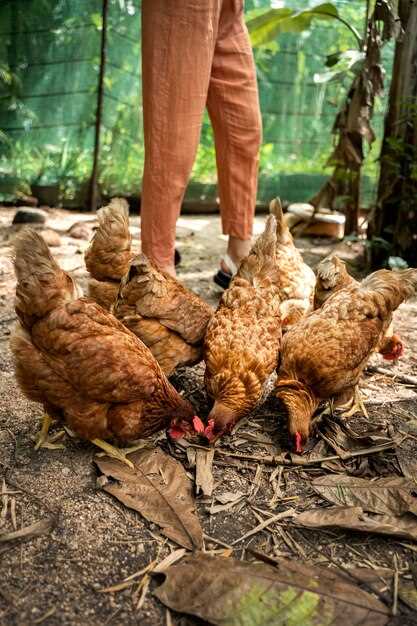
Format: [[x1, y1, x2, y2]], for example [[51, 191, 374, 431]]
[[1, 206, 417, 626]]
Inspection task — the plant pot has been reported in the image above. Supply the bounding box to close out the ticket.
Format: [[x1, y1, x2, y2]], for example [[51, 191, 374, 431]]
[[31, 184, 60, 207]]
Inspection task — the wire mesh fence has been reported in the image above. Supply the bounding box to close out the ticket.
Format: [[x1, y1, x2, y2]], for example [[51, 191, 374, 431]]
[[0, 0, 392, 208]]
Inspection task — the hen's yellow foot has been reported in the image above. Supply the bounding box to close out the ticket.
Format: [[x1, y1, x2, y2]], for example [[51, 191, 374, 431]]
[[91, 438, 136, 469], [338, 386, 369, 419], [34, 414, 52, 450]]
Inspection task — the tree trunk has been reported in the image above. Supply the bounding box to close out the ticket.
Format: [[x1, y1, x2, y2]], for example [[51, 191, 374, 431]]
[[369, 0, 417, 267]]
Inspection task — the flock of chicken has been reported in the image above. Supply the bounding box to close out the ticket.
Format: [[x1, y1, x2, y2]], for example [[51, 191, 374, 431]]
[[10, 198, 417, 464]]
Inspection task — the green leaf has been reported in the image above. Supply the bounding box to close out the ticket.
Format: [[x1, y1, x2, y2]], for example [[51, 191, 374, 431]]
[[246, 3, 339, 48], [91, 12, 103, 30]]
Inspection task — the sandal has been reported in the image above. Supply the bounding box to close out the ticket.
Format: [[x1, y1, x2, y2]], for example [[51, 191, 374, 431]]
[[213, 254, 238, 290]]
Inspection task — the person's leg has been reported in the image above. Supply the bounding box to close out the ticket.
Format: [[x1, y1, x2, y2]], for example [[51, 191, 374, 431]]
[[141, 0, 220, 274], [207, 0, 262, 274]]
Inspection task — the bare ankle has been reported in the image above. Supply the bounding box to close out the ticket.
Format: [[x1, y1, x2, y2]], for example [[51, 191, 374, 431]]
[[227, 236, 252, 265], [160, 265, 176, 278]]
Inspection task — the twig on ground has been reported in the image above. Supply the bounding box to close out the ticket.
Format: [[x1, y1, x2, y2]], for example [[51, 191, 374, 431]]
[[231, 509, 295, 545], [366, 365, 417, 387], [0, 518, 53, 543], [166, 609, 173, 626], [33, 607, 57, 624], [133, 574, 150, 610], [203, 533, 233, 550], [10, 497, 17, 531], [214, 441, 394, 467], [392, 554, 399, 616]]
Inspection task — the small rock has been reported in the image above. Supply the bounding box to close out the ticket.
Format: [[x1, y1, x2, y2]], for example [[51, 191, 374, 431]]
[[12, 207, 47, 225], [68, 222, 94, 241], [16, 194, 38, 207], [61, 467, 71, 476], [40, 229, 61, 247]]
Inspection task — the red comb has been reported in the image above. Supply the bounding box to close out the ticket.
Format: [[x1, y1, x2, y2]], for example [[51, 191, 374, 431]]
[[295, 431, 303, 454], [192, 415, 205, 433]]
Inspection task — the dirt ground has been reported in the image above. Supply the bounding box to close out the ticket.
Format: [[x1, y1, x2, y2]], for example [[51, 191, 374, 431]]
[[1, 206, 417, 626]]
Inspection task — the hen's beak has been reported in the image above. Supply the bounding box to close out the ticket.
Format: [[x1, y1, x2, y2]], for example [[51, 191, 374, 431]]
[[204, 419, 227, 444]]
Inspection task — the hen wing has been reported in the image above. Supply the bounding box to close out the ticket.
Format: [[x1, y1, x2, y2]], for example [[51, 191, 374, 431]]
[[31, 298, 159, 403], [118, 254, 213, 344]]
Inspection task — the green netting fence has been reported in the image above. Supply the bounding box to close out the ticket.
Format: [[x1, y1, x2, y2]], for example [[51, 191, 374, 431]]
[[0, 0, 393, 208]]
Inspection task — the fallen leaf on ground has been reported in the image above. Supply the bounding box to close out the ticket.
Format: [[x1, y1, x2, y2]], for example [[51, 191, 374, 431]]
[[209, 491, 246, 515], [154, 554, 389, 625], [195, 448, 214, 497], [312, 475, 417, 516], [399, 579, 417, 611], [95, 447, 203, 550], [396, 447, 417, 484], [215, 491, 245, 505], [320, 416, 391, 456], [296, 506, 417, 541], [0, 518, 53, 543]]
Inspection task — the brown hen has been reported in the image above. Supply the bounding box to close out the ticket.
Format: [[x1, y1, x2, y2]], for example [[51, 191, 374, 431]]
[[269, 198, 316, 330], [11, 230, 201, 465], [85, 200, 213, 376], [276, 267, 417, 453], [115, 254, 213, 377], [85, 197, 133, 311], [203, 215, 282, 441], [314, 254, 404, 361]]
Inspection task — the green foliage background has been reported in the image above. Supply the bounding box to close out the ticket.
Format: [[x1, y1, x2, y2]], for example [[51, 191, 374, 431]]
[[0, 0, 393, 205]]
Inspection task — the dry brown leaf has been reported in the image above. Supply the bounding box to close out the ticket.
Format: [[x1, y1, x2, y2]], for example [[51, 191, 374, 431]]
[[399, 579, 417, 611], [0, 518, 53, 543], [216, 491, 245, 505], [312, 475, 417, 516], [297, 506, 417, 541], [154, 554, 389, 625], [95, 447, 203, 550], [319, 416, 391, 455], [396, 447, 417, 484], [195, 448, 214, 497]]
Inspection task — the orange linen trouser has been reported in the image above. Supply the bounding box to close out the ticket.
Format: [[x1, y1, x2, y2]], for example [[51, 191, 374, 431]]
[[140, 0, 262, 269]]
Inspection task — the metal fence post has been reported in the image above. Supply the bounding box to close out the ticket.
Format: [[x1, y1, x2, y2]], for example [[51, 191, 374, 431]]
[[89, 0, 109, 211]]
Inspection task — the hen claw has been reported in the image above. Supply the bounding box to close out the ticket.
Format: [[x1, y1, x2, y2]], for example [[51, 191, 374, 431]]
[[91, 438, 135, 469], [34, 414, 53, 450], [337, 386, 369, 419]]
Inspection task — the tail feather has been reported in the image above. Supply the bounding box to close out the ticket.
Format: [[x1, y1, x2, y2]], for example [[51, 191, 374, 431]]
[[85, 198, 132, 281], [13, 229, 78, 325], [269, 197, 289, 242], [360, 268, 417, 314], [237, 215, 277, 284]]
